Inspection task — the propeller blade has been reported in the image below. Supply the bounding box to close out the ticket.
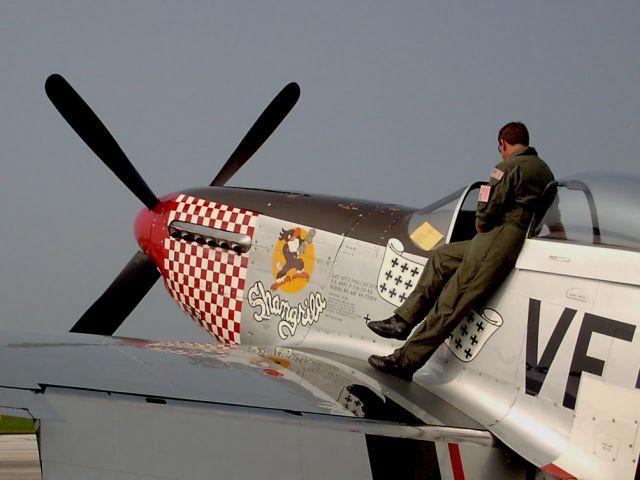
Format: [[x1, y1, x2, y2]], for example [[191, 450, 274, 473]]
[[45, 74, 159, 210], [210, 82, 300, 186], [70, 251, 160, 335]]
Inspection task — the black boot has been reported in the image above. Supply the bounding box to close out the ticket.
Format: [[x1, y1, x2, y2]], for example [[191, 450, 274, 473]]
[[368, 354, 415, 381], [367, 314, 413, 340]]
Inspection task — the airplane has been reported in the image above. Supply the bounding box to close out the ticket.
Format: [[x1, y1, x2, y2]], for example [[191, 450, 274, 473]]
[[0, 73, 638, 479]]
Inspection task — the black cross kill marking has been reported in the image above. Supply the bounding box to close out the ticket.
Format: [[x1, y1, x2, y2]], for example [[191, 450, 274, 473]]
[[476, 321, 485, 332], [401, 263, 409, 273], [464, 348, 472, 359], [404, 279, 413, 290], [411, 267, 419, 277], [385, 270, 393, 280], [399, 293, 407, 303], [391, 258, 399, 268], [470, 335, 478, 345], [461, 325, 468, 336], [455, 339, 462, 349], [394, 275, 402, 286], [389, 288, 397, 298], [364, 314, 371, 322], [380, 283, 387, 293]]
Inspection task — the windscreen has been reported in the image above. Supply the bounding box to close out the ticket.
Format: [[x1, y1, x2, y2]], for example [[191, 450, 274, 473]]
[[537, 173, 640, 250]]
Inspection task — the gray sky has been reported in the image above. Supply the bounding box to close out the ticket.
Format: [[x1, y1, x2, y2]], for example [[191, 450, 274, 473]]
[[1, 1, 638, 340]]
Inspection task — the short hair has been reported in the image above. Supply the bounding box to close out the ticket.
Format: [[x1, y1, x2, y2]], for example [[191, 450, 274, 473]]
[[498, 122, 529, 146]]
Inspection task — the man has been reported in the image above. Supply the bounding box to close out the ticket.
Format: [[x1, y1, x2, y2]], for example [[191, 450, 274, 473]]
[[368, 122, 554, 381]]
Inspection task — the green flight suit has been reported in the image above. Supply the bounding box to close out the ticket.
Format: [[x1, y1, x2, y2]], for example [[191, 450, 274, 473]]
[[393, 147, 554, 370]]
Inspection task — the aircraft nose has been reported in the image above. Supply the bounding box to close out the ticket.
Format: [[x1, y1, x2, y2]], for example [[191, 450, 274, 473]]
[[133, 196, 177, 264], [134, 207, 153, 255]]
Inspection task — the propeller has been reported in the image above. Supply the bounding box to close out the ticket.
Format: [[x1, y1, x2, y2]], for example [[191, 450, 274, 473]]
[[45, 74, 299, 335], [70, 252, 160, 335], [45, 74, 159, 210], [210, 82, 300, 186]]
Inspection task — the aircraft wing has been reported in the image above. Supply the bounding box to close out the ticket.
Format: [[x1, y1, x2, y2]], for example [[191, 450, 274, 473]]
[[0, 330, 492, 479]]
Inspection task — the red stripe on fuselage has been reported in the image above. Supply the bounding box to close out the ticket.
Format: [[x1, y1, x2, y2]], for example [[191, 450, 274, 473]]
[[541, 464, 576, 479], [448, 443, 465, 480]]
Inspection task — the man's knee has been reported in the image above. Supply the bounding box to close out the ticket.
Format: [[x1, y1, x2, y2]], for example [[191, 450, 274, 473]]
[[430, 241, 465, 272]]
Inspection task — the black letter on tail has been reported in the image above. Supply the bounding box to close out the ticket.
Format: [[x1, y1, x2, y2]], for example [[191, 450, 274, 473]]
[[563, 313, 635, 409], [526, 298, 577, 397]]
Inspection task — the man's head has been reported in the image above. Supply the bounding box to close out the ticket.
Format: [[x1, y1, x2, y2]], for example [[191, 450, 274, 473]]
[[498, 122, 529, 161]]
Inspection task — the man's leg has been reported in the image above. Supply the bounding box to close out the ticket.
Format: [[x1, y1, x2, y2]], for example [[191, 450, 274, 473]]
[[395, 240, 468, 325], [367, 241, 468, 340], [393, 226, 524, 370]]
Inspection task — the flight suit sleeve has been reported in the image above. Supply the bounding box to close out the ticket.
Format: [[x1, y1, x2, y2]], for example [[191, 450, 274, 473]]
[[475, 162, 521, 232]]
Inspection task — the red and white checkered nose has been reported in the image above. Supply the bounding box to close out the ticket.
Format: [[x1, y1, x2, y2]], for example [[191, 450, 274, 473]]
[[147, 193, 260, 344]]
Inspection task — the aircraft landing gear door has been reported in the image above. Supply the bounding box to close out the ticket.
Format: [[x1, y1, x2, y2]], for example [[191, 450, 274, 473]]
[[446, 181, 485, 243]]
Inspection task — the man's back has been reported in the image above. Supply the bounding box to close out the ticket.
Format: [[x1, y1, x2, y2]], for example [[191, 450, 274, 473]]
[[477, 147, 554, 232]]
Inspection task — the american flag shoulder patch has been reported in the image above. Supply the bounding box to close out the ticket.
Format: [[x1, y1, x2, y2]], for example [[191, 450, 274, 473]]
[[490, 168, 505, 181], [479, 184, 491, 203]]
